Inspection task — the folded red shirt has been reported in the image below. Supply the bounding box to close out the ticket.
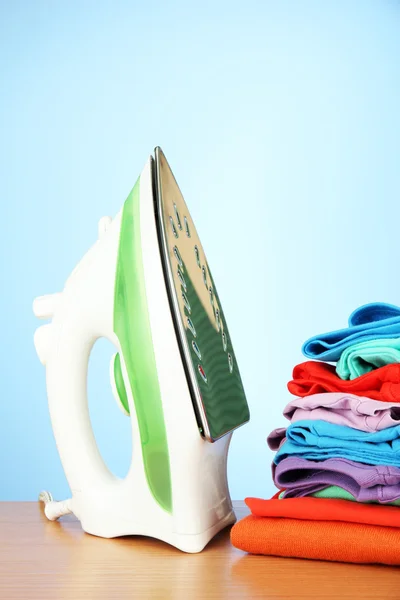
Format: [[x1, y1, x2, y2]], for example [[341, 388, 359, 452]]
[[288, 361, 400, 402], [246, 496, 400, 527]]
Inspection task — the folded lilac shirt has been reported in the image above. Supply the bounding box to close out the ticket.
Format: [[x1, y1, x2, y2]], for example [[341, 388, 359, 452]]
[[267, 393, 400, 451], [273, 456, 400, 503], [282, 392, 400, 432]]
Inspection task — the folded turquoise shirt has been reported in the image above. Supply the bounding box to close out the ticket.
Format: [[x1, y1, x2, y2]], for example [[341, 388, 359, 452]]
[[302, 303, 400, 362], [336, 338, 400, 380], [274, 420, 400, 467]]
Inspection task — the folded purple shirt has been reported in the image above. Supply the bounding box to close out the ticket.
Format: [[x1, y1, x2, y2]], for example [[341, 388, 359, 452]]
[[284, 392, 400, 431], [273, 456, 400, 503]]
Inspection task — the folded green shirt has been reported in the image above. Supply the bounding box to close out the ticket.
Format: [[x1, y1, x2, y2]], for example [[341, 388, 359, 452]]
[[279, 486, 400, 505], [336, 337, 400, 380], [312, 485, 400, 505]]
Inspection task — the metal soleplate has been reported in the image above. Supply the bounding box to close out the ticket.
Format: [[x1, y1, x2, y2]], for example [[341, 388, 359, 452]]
[[153, 147, 250, 442]]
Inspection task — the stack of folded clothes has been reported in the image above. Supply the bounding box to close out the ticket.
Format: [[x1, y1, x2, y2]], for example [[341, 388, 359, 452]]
[[231, 302, 400, 564]]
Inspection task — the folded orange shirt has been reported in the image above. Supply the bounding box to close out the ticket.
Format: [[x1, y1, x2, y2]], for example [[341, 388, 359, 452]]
[[230, 515, 400, 565], [288, 361, 400, 402], [246, 496, 400, 527]]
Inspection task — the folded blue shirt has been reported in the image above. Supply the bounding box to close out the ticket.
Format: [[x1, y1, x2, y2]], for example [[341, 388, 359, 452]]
[[274, 420, 400, 467], [302, 302, 400, 362]]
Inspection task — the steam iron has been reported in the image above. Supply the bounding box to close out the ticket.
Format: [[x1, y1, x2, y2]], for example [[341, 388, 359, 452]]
[[33, 147, 250, 553]]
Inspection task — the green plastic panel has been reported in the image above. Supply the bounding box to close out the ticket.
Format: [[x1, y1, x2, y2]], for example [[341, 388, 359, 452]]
[[114, 176, 172, 513]]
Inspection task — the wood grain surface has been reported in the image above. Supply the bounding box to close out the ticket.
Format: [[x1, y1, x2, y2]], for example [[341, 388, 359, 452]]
[[1, 501, 400, 599]]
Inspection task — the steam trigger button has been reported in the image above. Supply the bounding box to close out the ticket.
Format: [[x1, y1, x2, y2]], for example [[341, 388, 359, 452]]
[[110, 353, 130, 416]]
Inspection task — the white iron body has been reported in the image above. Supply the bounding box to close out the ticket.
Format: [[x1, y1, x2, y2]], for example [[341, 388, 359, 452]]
[[33, 158, 235, 553]]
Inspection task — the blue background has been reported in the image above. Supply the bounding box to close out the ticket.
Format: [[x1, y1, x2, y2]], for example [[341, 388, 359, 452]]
[[1, 0, 399, 501]]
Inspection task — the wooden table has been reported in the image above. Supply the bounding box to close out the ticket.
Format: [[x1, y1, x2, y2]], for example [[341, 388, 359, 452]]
[[1, 501, 400, 599]]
